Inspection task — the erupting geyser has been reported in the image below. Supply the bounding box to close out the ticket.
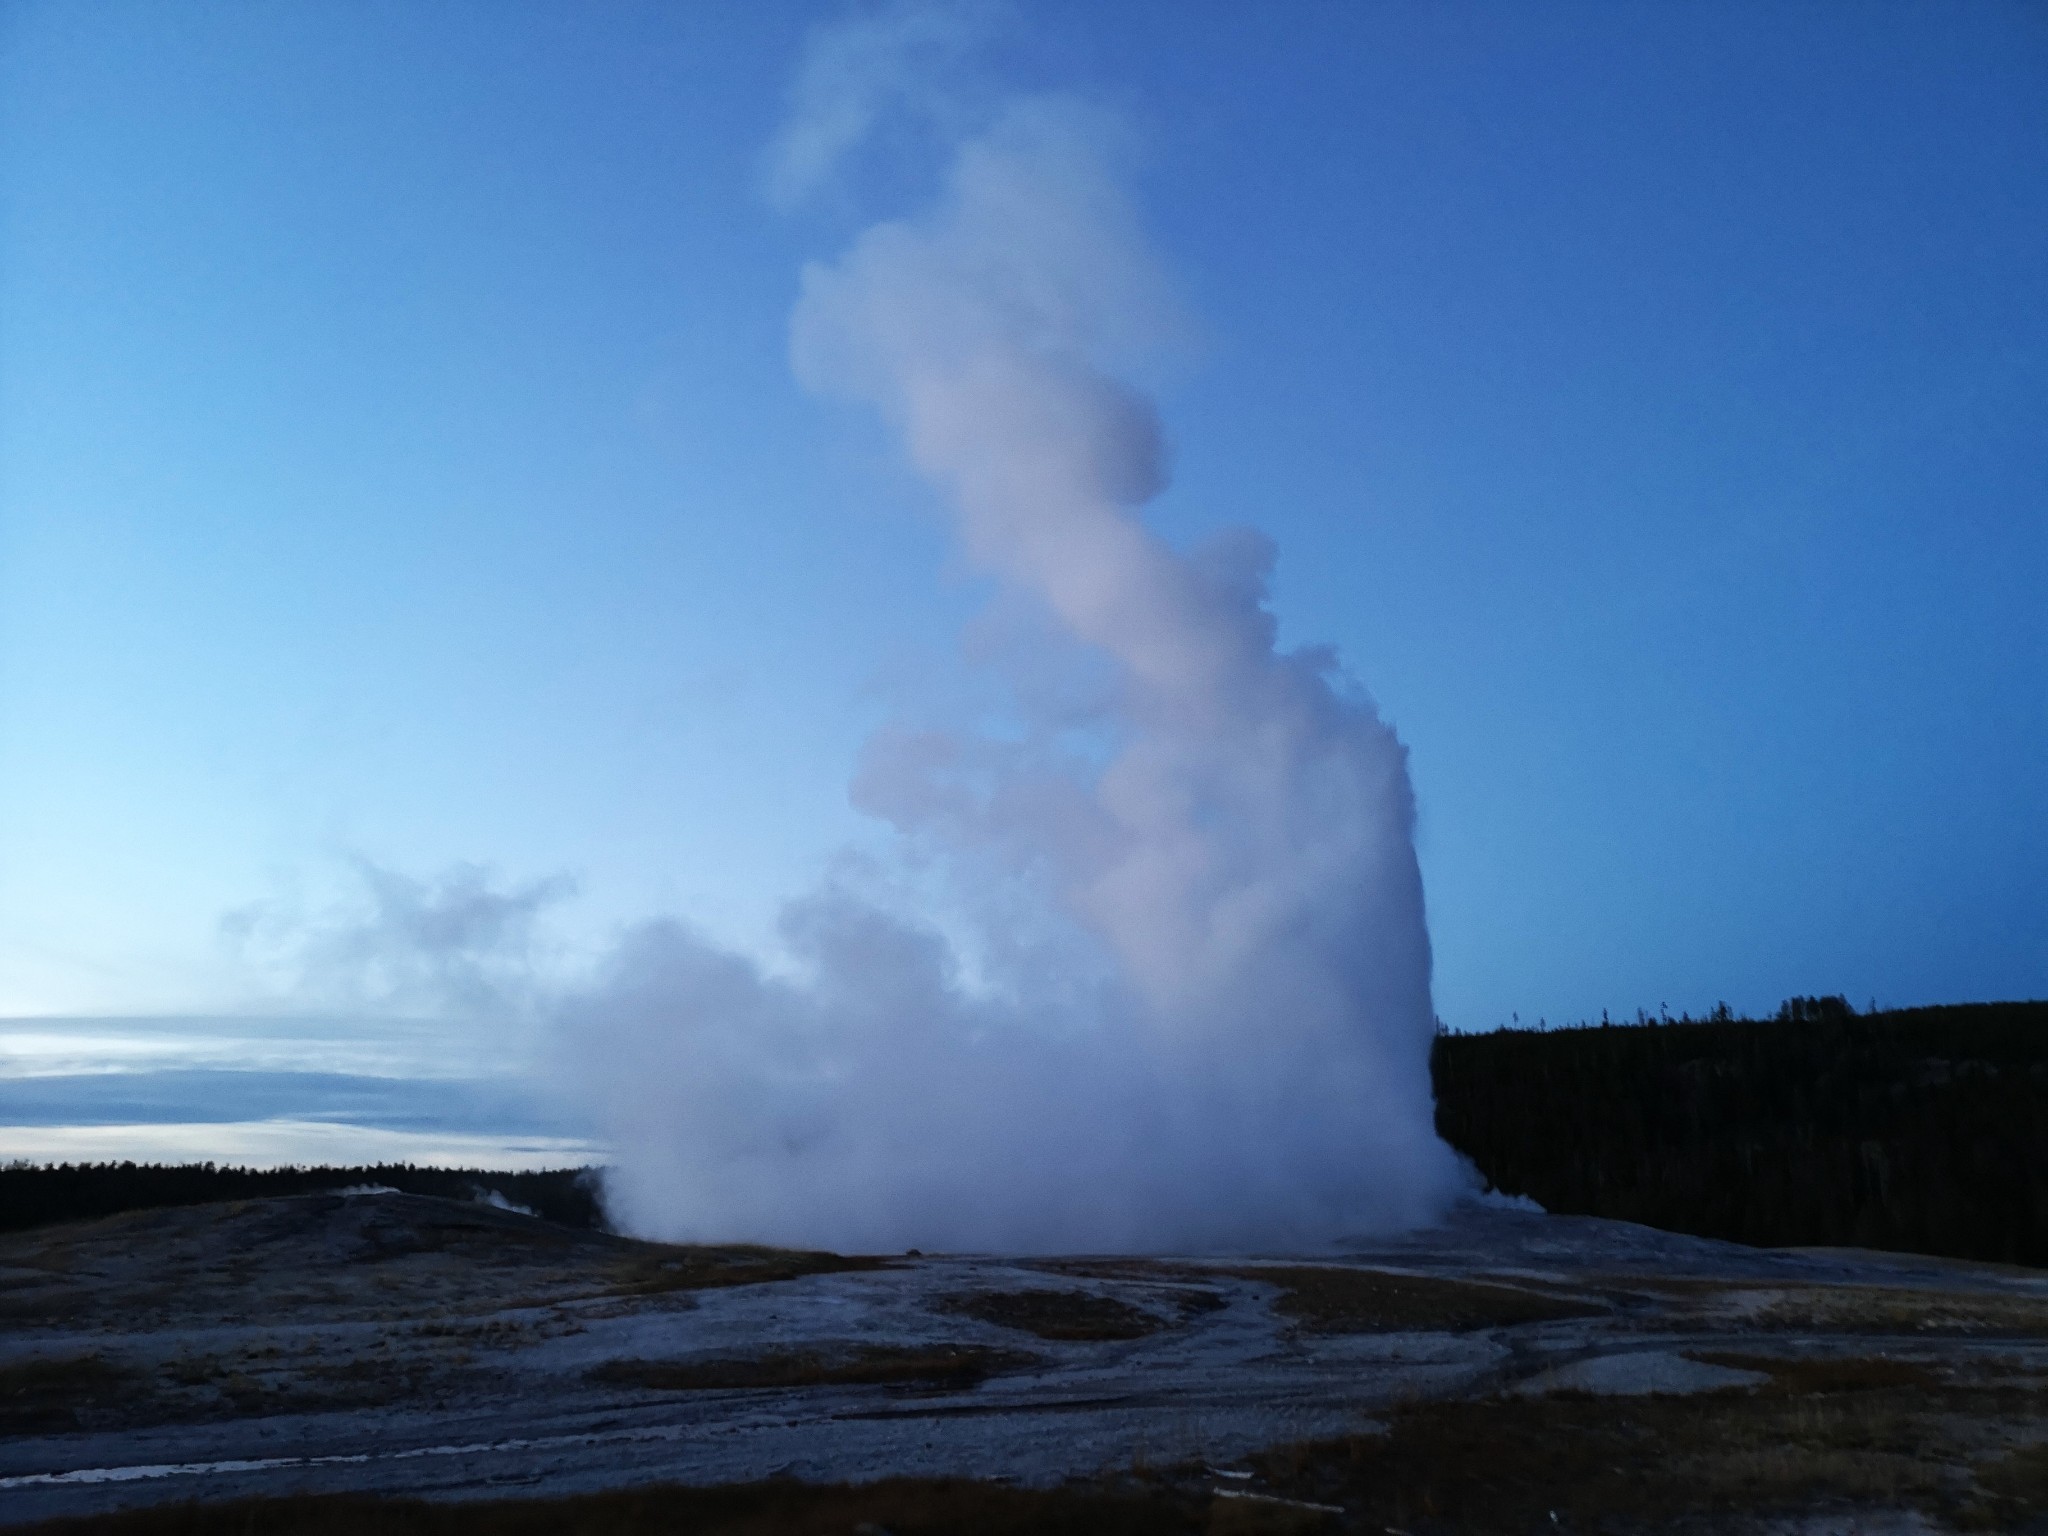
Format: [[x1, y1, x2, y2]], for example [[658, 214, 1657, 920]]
[[560, 9, 1466, 1253]]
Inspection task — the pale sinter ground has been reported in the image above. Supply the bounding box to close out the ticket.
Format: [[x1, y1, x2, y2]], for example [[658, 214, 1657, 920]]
[[1, 1190, 2045, 1531]]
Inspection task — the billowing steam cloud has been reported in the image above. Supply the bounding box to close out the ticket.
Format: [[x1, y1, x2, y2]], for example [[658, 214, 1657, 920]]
[[560, 5, 1466, 1252], [225, 859, 573, 1022]]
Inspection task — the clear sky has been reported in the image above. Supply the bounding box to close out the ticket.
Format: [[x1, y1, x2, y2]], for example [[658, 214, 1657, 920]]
[[3, 0, 2043, 1091]]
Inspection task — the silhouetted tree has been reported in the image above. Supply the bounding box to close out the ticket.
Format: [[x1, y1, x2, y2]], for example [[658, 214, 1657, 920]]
[[1432, 1000, 2048, 1266]]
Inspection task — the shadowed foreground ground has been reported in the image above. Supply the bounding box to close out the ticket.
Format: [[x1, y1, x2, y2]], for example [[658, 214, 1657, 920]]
[[1, 1191, 2044, 1533]]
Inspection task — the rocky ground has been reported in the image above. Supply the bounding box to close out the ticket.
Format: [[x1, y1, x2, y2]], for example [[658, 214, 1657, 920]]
[[1, 1190, 2044, 1532]]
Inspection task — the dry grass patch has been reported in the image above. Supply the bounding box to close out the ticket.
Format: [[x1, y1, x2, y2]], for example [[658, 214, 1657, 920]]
[[586, 1342, 1037, 1393], [1201, 1497, 1338, 1535], [605, 1245, 886, 1298], [1032, 1258, 1207, 1281], [0, 1352, 136, 1433], [1230, 1265, 1600, 1334], [129, 1346, 455, 1424], [1243, 1373, 2045, 1532], [6, 1477, 1220, 1536], [1688, 1349, 1944, 1395], [934, 1287, 1167, 1340], [1975, 1441, 2048, 1514], [1752, 1283, 2048, 1337]]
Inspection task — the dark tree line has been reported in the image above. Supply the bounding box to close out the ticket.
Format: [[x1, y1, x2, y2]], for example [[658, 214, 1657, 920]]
[[1432, 999, 2048, 1266], [0, 1161, 604, 1235], [6, 999, 2044, 1265]]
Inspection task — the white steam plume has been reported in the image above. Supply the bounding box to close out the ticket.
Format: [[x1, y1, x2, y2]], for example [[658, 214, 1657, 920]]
[[560, 15, 1465, 1253], [762, 0, 996, 212], [225, 858, 574, 1022]]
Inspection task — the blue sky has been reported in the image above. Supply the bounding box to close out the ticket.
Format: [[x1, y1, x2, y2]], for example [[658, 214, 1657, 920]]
[[2, 0, 2043, 1144]]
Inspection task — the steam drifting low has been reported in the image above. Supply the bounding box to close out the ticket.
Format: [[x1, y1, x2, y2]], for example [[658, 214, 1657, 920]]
[[562, 10, 1465, 1252]]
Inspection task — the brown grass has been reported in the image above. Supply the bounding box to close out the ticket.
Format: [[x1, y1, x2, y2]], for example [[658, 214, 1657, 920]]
[[1687, 1350, 1945, 1395], [0, 1352, 136, 1433], [1751, 1284, 2048, 1337], [1244, 1373, 2046, 1532], [118, 1347, 452, 1426], [4, 1478, 1220, 1536], [934, 1287, 1166, 1340], [1031, 1258, 1205, 1281], [586, 1343, 1037, 1393], [1975, 1441, 2048, 1512], [1201, 1493, 1339, 1535], [1228, 1265, 1600, 1334], [605, 1245, 888, 1297]]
